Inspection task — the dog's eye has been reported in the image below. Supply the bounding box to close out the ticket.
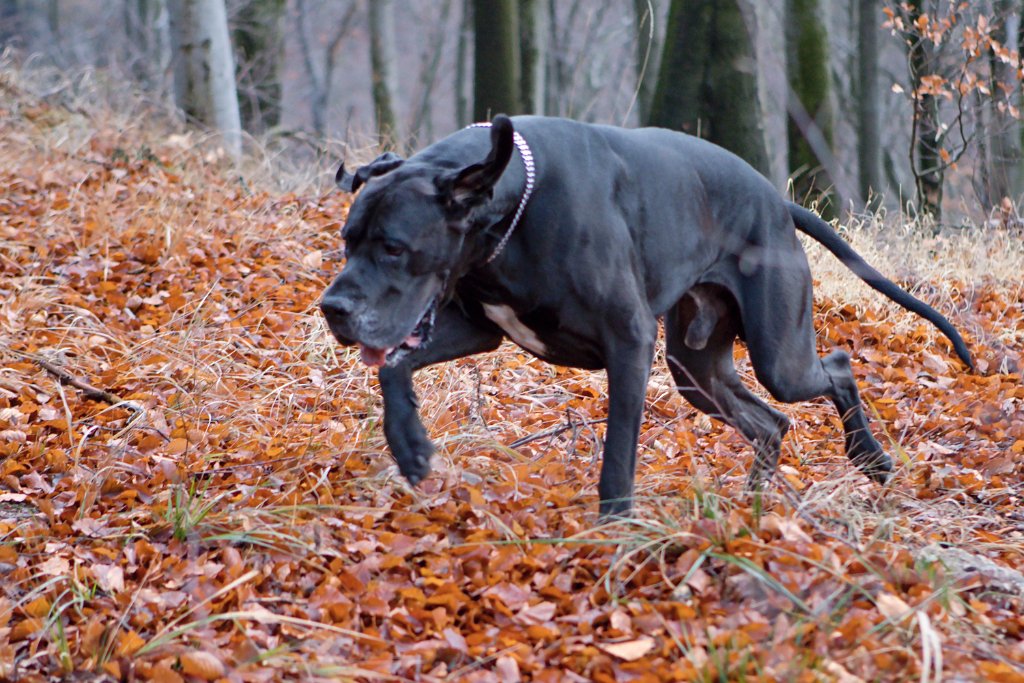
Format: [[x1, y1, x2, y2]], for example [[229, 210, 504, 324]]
[[382, 241, 405, 258]]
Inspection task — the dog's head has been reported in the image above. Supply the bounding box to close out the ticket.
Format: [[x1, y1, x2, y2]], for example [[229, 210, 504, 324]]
[[321, 115, 516, 367]]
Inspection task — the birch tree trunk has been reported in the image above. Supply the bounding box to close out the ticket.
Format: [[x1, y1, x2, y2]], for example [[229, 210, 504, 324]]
[[1019, 0, 1024, 192], [167, 0, 243, 158], [368, 0, 400, 147]]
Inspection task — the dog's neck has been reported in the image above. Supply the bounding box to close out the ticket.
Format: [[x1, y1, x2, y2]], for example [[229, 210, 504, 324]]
[[467, 123, 536, 264]]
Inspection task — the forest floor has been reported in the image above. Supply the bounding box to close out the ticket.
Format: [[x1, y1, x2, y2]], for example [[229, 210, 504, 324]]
[[1, 66, 1023, 682]]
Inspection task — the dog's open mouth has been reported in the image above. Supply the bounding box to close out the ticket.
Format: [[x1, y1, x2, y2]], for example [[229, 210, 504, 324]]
[[358, 296, 439, 368]]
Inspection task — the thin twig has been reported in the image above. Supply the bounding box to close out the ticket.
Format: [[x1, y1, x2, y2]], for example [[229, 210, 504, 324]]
[[509, 416, 607, 449]]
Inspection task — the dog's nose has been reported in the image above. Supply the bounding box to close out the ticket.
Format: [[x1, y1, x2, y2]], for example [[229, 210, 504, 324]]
[[320, 294, 355, 320]]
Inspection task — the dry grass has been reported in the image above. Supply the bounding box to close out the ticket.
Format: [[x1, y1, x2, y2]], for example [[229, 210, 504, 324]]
[[806, 208, 1024, 340]]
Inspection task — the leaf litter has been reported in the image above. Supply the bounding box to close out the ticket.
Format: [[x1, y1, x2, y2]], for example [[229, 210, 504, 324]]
[[0, 66, 1022, 681]]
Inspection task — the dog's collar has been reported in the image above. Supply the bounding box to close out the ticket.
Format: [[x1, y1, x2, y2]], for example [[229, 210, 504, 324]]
[[468, 122, 535, 264]]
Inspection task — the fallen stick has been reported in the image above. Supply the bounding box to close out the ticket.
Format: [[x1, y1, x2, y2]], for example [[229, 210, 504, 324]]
[[8, 349, 144, 416], [32, 355, 129, 406]]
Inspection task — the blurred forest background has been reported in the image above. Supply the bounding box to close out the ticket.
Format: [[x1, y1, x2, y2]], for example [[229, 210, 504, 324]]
[[3, 0, 1024, 225]]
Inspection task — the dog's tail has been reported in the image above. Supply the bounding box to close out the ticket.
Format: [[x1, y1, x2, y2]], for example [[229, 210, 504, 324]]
[[787, 202, 973, 369]]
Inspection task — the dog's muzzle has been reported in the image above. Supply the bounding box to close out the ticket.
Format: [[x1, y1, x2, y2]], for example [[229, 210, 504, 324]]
[[320, 293, 440, 368]]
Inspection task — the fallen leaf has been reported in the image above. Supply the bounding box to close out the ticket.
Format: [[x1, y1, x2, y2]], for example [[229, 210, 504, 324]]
[[10, 617, 43, 641], [495, 655, 521, 682], [93, 564, 125, 594], [146, 663, 185, 683], [514, 601, 557, 625], [23, 596, 50, 618], [823, 659, 867, 683], [179, 651, 224, 680], [36, 557, 68, 577], [302, 249, 323, 269], [443, 627, 468, 653], [599, 636, 656, 661], [761, 513, 813, 544], [876, 593, 912, 622]]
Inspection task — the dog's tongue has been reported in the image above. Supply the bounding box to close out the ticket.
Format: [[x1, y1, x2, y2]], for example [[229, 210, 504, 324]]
[[359, 335, 421, 366], [359, 345, 390, 367]]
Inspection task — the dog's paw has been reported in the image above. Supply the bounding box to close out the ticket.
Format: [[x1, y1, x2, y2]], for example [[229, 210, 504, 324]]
[[851, 448, 893, 484], [385, 419, 434, 486], [845, 431, 893, 485], [598, 497, 634, 521], [744, 468, 775, 493], [745, 452, 779, 492], [395, 437, 434, 486]]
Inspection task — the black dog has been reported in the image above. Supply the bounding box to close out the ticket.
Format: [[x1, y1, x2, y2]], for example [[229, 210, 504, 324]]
[[321, 115, 972, 517]]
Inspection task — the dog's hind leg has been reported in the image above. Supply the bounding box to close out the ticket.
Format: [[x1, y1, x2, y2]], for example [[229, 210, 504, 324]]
[[378, 304, 503, 486], [820, 350, 893, 481], [666, 286, 791, 488], [752, 348, 892, 484], [739, 272, 893, 484]]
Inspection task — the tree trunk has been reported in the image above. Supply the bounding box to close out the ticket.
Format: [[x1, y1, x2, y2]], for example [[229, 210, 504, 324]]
[[786, 0, 834, 208], [1019, 0, 1024, 192], [125, 0, 172, 90], [294, 0, 356, 137], [167, 0, 243, 158], [411, 0, 454, 143], [856, 0, 882, 208], [976, 88, 992, 209], [473, 0, 520, 121], [233, 0, 285, 132], [0, 1, 20, 47], [632, 0, 657, 124], [544, 0, 564, 116], [368, 0, 400, 148], [518, 0, 546, 114], [988, 0, 1022, 203], [905, 0, 942, 219], [455, 0, 473, 128], [649, 0, 768, 175], [648, 0, 707, 131], [47, 0, 59, 43]]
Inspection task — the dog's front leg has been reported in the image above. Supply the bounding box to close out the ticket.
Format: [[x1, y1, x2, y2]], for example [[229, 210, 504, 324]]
[[598, 334, 657, 518], [378, 305, 502, 485]]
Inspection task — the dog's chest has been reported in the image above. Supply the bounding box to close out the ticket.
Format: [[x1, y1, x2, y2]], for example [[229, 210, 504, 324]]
[[482, 304, 548, 355]]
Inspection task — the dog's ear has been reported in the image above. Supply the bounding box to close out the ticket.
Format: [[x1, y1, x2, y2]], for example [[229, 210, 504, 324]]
[[440, 114, 515, 210], [336, 152, 405, 193]]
